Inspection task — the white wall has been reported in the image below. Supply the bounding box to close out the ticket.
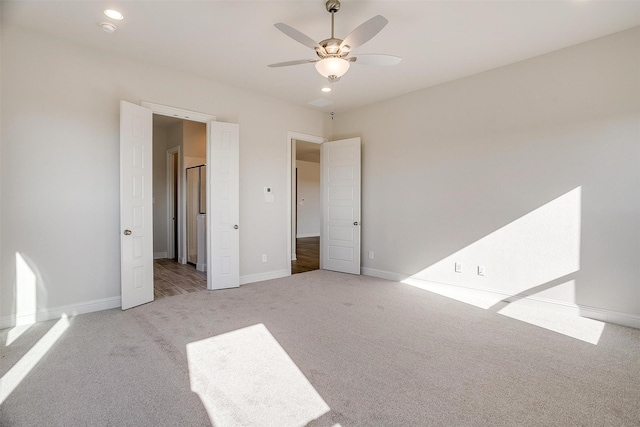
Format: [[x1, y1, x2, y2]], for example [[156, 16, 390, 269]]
[[0, 24, 325, 325], [0, 6, 3, 305], [152, 124, 169, 257], [183, 121, 206, 158], [183, 121, 206, 265], [332, 28, 640, 326], [295, 160, 321, 238]]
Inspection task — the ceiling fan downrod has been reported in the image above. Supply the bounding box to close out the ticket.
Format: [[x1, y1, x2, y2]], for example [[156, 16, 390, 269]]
[[326, 1, 340, 38]]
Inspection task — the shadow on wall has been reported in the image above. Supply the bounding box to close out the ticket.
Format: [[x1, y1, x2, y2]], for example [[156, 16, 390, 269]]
[[401, 187, 606, 344]]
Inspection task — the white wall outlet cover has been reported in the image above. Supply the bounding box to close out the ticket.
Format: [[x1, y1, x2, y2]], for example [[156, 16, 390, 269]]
[[455, 262, 462, 273], [264, 187, 272, 194]]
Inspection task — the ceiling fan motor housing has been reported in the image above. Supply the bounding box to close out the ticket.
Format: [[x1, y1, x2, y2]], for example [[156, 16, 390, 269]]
[[316, 38, 348, 58]]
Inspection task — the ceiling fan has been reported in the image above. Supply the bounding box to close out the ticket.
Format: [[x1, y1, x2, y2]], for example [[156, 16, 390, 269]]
[[268, 0, 401, 82]]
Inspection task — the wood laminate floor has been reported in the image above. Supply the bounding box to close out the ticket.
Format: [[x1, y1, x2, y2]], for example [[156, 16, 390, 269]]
[[154, 258, 207, 299], [291, 236, 320, 274]]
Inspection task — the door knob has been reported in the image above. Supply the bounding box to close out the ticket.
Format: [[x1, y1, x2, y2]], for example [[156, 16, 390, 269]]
[[124, 229, 132, 235], [234, 225, 239, 229]]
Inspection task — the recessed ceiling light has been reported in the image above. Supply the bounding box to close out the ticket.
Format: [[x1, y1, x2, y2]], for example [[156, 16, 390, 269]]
[[100, 22, 117, 33], [104, 9, 124, 20], [321, 87, 332, 93]]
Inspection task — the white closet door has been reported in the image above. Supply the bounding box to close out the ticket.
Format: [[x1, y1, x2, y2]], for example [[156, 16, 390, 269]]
[[321, 137, 361, 275], [207, 121, 240, 289], [120, 101, 154, 309]]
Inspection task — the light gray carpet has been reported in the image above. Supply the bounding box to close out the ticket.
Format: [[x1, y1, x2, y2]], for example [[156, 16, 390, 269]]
[[1, 270, 639, 426]]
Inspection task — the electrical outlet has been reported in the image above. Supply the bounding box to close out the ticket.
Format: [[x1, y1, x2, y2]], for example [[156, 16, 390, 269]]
[[262, 254, 267, 262], [478, 266, 485, 276], [455, 262, 463, 273], [368, 251, 374, 259]]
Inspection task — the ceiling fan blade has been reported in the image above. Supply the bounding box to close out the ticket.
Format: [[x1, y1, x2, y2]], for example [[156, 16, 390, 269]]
[[349, 54, 402, 66], [274, 23, 321, 50], [268, 59, 319, 68], [340, 15, 388, 51]]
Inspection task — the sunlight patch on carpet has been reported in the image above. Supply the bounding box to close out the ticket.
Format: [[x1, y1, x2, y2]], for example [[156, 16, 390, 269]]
[[187, 323, 330, 426], [403, 277, 604, 344], [402, 278, 497, 309], [0, 314, 70, 404], [5, 324, 33, 347], [497, 298, 605, 345]]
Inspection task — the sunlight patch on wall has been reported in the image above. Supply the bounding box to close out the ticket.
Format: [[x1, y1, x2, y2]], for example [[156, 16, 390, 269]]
[[401, 187, 604, 344], [15, 253, 37, 326], [186, 323, 330, 426], [0, 314, 70, 405], [408, 187, 582, 306], [5, 253, 40, 345]]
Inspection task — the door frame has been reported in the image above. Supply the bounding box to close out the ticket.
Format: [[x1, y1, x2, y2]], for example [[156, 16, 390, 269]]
[[166, 145, 181, 260], [287, 131, 327, 275]]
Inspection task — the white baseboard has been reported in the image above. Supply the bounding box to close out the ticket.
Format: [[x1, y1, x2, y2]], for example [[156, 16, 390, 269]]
[[291, 253, 297, 261], [579, 306, 640, 329], [240, 269, 289, 285], [362, 267, 407, 282], [296, 233, 320, 238], [153, 252, 168, 260], [196, 263, 207, 272], [0, 296, 122, 330], [362, 267, 639, 330]]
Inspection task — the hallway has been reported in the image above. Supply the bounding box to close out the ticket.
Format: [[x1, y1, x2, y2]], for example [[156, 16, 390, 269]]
[[153, 259, 207, 299], [291, 237, 320, 274]]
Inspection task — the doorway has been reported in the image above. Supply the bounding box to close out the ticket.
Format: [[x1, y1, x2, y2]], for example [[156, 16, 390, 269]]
[[286, 132, 362, 278], [291, 140, 321, 274], [152, 115, 208, 299], [121, 100, 240, 310], [287, 132, 326, 276]]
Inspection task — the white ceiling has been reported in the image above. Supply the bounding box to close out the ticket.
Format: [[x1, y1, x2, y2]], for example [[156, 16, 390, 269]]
[[3, 1, 639, 113], [153, 114, 184, 130], [296, 140, 321, 163]]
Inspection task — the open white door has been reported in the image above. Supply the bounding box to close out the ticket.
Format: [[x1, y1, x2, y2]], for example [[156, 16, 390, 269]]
[[207, 122, 240, 290], [321, 137, 361, 275], [120, 101, 154, 309]]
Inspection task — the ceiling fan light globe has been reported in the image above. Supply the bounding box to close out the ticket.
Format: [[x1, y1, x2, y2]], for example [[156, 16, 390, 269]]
[[315, 57, 350, 79]]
